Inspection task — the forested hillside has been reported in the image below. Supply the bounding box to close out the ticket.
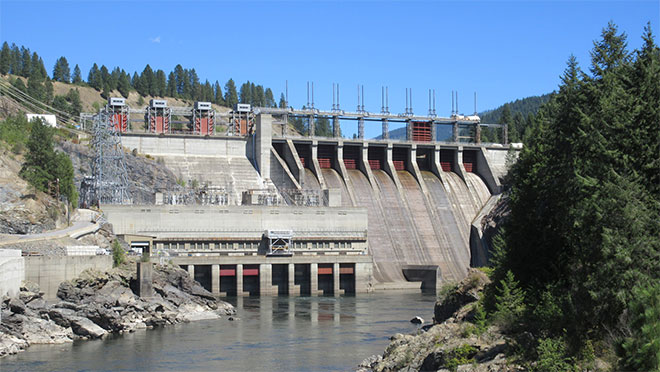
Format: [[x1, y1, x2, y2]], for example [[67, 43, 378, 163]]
[[0, 42, 287, 117], [481, 22, 659, 370], [479, 93, 553, 142]]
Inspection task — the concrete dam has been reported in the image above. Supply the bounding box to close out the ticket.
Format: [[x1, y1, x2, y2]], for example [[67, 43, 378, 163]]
[[106, 113, 511, 295]]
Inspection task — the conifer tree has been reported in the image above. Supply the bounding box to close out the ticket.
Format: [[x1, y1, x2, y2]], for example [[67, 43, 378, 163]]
[[213, 81, 224, 106], [0, 42, 10, 75], [166, 72, 177, 97], [224, 79, 238, 108], [20, 47, 31, 77], [87, 63, 102, 90], [72, 64, 82, 85], [52, 57, 70, 82], [279, 93, 286, 108], [117, 70, 131, 98], [264, 88, 275, 108]]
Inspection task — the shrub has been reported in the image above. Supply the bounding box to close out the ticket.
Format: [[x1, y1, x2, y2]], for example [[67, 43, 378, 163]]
[[445, 344, 477, 371], [619, 282, 660, 371], [533, 337, 577, 372], [492, 270, 526, 329], [112, 240, 125, 267]]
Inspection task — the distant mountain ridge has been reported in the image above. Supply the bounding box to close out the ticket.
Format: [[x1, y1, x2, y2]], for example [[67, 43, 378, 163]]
[[373, 93, 553, 141]]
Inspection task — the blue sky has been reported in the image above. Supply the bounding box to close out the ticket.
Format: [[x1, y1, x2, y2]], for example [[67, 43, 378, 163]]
[[1, 1, 658, 138]]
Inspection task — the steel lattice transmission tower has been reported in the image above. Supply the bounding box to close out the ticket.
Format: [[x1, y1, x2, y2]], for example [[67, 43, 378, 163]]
[[82, 112, 132, 205]]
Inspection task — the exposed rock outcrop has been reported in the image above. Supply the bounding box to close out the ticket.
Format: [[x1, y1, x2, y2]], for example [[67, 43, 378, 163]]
[[59, 140, 183, 204], [358, 269, 521, 372], [0, 263, 235, 358]]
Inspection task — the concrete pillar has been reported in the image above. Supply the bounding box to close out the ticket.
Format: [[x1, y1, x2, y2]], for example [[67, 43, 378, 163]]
[[236, 264, 245, 296], [255, 114, 272, 179], [475, 123, 481, 144], [382, 118, 389, 139], [333, 263, 341, 296], [283, 113, 288, 136], [137, 262, 154, 298], [308, 114, 315, 137], [187, 264, 195, 280], [406, 119, 412, 141], [259, 263, 273, 295], [431, 121, 437, 142], [355, 262, 374, 293], [358, 117, 364, 139], [211, 264, 219, 295], [288, 263, 300, 295], [310, 263, 319, 296], [452, 122, 459, 142], [333, 116, 340, 137], [502, 123, 508, 145]]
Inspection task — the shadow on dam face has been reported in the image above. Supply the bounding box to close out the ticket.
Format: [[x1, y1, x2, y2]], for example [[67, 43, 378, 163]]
[[402, 265, 440, 291]]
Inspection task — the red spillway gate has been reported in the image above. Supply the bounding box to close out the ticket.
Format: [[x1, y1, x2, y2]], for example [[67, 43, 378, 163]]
[[392, 147, 407, 171], [411, 121, 432, 142], [343, 146, 360, 169], [463, 150, 477, 172], [317, 145, 334, 169], [440, 149, 454, 172]]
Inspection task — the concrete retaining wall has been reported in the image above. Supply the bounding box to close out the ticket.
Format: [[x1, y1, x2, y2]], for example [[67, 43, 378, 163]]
[[0, 249, 24, 297], [24, 256, 113, 299], [102, 205, 368, 240], [121, 134, 247, 157]]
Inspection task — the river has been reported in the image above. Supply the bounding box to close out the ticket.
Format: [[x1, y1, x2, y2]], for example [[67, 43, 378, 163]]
[[0, 291, 436, 371]]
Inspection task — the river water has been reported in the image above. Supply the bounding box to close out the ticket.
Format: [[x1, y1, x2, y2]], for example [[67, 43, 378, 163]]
[[1, 291, 436, 372]]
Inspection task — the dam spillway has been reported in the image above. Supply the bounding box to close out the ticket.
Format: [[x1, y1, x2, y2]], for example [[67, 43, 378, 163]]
[[111, 114, 512, 292]]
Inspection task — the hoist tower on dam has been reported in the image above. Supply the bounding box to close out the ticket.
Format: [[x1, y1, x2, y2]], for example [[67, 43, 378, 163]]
[[104, 106, 515, 295]]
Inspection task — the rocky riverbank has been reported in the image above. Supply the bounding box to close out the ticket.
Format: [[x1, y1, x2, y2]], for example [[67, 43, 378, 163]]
[[358, 269, 523, 372], [0, 262, 235, 358]]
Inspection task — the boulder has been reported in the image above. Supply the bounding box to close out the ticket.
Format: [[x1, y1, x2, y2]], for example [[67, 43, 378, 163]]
[[8, 298, 26, 315], [69, 317, 107, 339], [410, 316, 424, 324], [47, 308, 76, 328]]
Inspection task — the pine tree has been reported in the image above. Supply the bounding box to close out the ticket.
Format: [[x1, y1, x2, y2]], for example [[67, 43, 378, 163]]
[[117, 70, 131, 98], [167, 72, 177, 97], [19, 118, 56, 192], [224, 79, 238, 108], [213, 81, 224, 106], [620, 282, 660, 371], [72, 64, 82, 85], [154, 69, 166, 97], [493, 271, 526, 328], [173, 64, 185, 95], [20, 47, 31, 77], [9, 44, 20, 75], [265, 88, 275, 107], [52, 56, 70, 82], [88, 63, 102, 90], [189, 69, 201, 100], [99, 65, 112, 91], [66, 89, 82, 116], [0, 42, 10, 75], [279, 93, 286, 108], [139, 64, 154, 96], [239, 81, 252, 104]]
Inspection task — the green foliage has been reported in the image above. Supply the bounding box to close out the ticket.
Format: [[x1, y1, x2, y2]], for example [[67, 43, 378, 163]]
[[492, 271, 526, 329], [17, 118, 78, 207], [445, 344, 477, 371], [619, 282, 660, 371], [533, 337, 578, 372], [473, 302, 488, 334], [111, 240, 125, 267], [490, 21, 660, 367], [0, 113, 30, 145], [52, 56, 70, 83]]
